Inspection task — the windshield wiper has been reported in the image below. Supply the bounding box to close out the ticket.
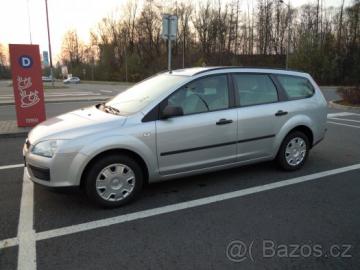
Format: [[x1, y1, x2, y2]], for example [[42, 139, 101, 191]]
[[99, 103, 121, 115]]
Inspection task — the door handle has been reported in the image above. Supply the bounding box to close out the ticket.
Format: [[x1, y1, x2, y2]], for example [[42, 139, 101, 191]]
[[275, 110, 288, 116], [216, 118, 233, 125]]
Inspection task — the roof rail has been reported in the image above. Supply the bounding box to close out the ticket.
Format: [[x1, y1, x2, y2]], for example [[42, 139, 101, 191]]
[[192, 66, 305, 76]]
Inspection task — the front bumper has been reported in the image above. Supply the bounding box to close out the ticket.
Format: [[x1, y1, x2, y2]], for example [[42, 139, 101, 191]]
[[23, 141, 88, 187]]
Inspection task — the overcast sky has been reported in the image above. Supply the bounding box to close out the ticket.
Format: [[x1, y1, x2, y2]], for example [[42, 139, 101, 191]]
[[1, 0, 349, 62]]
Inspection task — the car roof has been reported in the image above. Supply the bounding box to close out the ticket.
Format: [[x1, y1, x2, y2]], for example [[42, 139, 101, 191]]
[[168, 66, 309, 77]]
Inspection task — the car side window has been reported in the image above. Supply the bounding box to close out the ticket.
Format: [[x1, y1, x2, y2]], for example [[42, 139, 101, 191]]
[[276, 75, 314, 99], [233, 74, 278, 106], [166, 75, 229, 115]]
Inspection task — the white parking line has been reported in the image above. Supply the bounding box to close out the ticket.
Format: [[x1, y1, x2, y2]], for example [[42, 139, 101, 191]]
[[100, 90, 113, 93], [17, 175, 36, 270], [328, 121, 360, 129], [35, 163, 360, 241], [327, 112, 357, 118], [329, 117, 360, 123], [0, 237, 18, 249], [0, 164, 23, 170], [46, 93, 101, 97], [1, 163, 360, 253]]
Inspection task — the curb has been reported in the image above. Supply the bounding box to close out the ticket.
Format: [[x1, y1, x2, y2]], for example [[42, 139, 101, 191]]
[[328, 100, 360, 111], [0, 131, 28, 139], [0, 97, 108, 106]]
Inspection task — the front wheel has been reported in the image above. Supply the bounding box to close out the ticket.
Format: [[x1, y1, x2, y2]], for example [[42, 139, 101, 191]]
[[276, 131, 310, 171], [85, 154, 143, 207]]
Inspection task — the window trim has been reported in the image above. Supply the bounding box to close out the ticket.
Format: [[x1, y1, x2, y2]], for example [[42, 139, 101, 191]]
[[143, 73, 235, 122], [269, 74, 288, 101], [230, 72, 283, 108], [274, 74, 315, 101], [142, 104, 159, 122]]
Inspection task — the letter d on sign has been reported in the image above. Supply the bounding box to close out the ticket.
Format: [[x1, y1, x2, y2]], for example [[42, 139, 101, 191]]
[[19, 55, 33, 68]]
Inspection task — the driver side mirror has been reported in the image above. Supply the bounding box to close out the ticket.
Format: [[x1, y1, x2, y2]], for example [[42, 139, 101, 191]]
[[161, 105, 184, 119]]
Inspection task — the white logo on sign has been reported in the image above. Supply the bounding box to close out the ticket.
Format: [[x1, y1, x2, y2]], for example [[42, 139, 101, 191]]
[[17, 76, 40, 108], [21, 57, 31, 67]]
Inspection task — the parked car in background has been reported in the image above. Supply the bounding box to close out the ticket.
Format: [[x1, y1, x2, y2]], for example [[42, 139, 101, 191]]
[[23, 67, 327, 207], [63, 76, 80, 84]]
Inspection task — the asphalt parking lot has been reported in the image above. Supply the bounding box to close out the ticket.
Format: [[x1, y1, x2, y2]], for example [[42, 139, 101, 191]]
[[1, 107, 360, 270]]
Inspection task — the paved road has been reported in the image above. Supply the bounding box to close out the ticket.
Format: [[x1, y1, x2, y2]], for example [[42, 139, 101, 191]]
[[1, 111, 360, 269], [0, 81, 132, 121], [0, 85, 342, 121], [0, 80, 132, 105], [0, 101, 100, 121], [58, 81, 133, 94], [320, 86, 341, 101], [0, 80, 132, 94]]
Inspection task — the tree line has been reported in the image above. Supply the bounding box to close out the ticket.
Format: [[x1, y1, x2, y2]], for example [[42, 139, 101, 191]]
[[1, 0, 359, 85]]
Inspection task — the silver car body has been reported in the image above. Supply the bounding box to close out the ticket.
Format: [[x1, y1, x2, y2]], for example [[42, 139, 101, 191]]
[[23, 67, 327, 187]]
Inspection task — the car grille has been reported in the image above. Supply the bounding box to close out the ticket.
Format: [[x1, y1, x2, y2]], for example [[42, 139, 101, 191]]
[[28, 165, 50, 181]]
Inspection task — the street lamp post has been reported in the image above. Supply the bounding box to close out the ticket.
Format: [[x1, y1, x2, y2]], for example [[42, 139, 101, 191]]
[[167, 17, 172, 72], [45, 0, 54, 86], [123, 29, 128, 82], [280, 0, 291, 70], [182, 16, 188, 68], [27, 0, 32, 44]]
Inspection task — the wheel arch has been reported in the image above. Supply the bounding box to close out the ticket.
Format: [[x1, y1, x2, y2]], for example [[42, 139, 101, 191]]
[[274, 122, 315, 159], [286, 125, 314, 147], [80, 148, 149, 188]]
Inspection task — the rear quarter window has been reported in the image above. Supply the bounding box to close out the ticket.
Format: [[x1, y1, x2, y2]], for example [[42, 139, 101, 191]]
[[276, 75, 314, 100]]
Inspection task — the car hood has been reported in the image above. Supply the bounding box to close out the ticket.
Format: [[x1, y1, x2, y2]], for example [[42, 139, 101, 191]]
[[28, 105, 127, 143]]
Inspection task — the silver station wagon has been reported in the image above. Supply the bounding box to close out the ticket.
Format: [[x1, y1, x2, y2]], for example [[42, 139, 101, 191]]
[[23, 67, 327, 207]]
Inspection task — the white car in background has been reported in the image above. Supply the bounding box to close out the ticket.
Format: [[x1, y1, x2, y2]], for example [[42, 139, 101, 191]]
[[63, 77, 80, 84]]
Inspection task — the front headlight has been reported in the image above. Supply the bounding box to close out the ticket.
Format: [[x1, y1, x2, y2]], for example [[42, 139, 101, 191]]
[[31, 140, 59, 158]]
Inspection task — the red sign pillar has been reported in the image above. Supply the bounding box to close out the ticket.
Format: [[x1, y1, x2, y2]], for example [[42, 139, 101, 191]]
[[9, 44, 46, 127]]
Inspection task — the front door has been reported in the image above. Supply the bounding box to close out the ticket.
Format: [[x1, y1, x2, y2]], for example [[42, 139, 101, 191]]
[[156, 74, 237, 175]]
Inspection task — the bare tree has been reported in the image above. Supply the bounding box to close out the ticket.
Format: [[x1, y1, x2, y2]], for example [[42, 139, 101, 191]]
[[0, 44, 8, 66], [257, 0, 273, 54], [61, 30, 84, 65], [56, 0, 360, 85]]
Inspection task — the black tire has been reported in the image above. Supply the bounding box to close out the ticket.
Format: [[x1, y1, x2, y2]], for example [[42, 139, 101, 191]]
[[276, 131, 310, 171], [85, 154, 144, 207]]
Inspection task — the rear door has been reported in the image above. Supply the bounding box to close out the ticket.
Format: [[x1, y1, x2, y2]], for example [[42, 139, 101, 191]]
[[231, 73, 289, 161], [156, 74, 238, 175]]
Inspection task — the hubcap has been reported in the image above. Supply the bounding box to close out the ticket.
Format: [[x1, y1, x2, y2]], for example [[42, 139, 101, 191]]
[[285, 137, 307, 166], [96, 163, 136, 202]]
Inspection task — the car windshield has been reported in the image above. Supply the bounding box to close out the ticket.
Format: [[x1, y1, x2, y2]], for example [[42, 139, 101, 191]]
[[106, 74, 187, 114]]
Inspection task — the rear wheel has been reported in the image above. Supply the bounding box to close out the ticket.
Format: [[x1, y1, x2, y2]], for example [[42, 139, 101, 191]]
[[85, 154, 143, 207], [277, 131, 310, 171]]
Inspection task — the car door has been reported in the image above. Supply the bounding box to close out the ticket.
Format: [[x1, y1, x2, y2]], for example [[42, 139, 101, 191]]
[[231, 73, 289, 161], [156, 74, 238, 175]]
